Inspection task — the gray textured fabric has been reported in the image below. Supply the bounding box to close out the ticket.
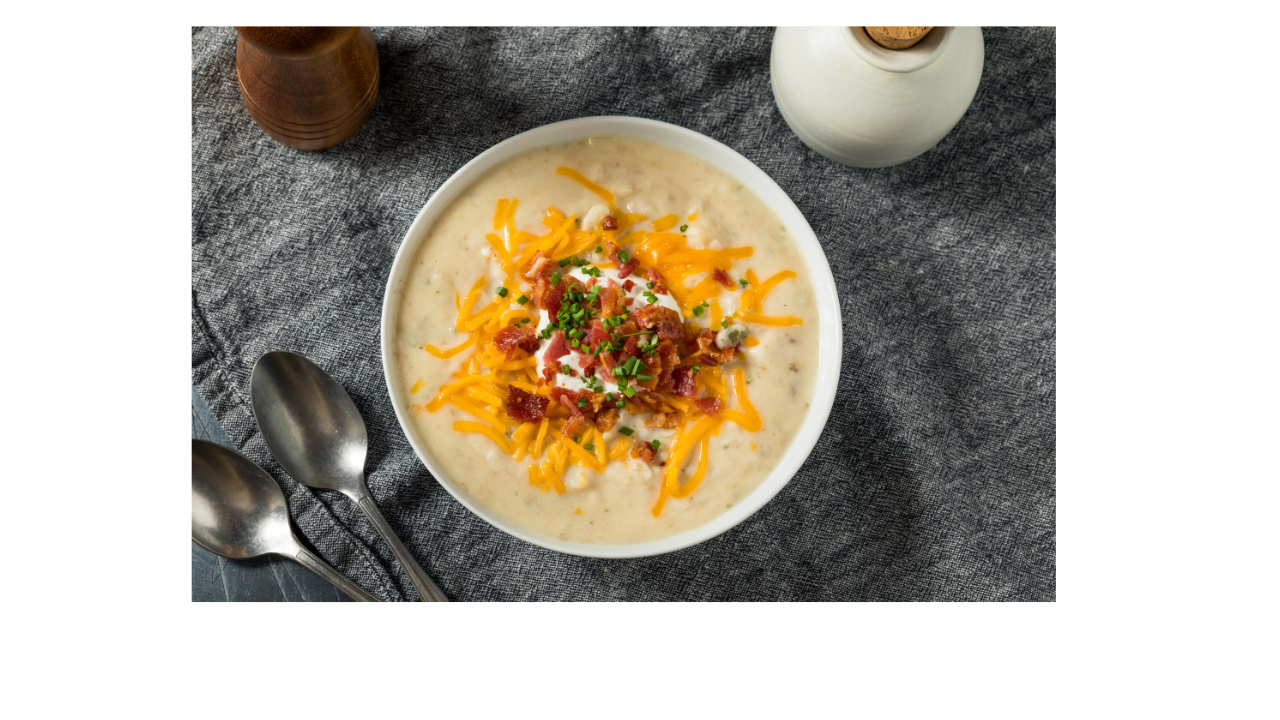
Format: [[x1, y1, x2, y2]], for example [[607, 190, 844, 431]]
[[191, 26, 1055, 601]]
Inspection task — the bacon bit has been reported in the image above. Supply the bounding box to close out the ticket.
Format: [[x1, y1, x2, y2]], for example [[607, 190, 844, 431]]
[[543, 331, 569, 364], [644, 412, 680, 430], [599, 350, 617, 373], [577, 350, 596, 371], [493, 326, 538, 356], [558, 394, 584, 419], [543, 279, 566, 315], [507, 385, 549, 423], [622, 279, 634, 292], [562, 415, 585, 439], [648, 268, 669, 295], [608, 242, 639, 278], [524, 251, 551, 280], [712, 267, 734, 289], [672, 367, 698, 398], [635, 304, 684, 341], [603, 215, 618, 230], [694, 397, 722, 417], [635, 439, 656, 464], [586, 323, 610, 348], [595, 407, 620, 433], [623, 335, 640, 357], [541, 365, 556, 384], [656, 342, 679, 389]]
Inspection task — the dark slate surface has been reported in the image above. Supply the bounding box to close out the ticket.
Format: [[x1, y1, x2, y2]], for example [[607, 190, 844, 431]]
[[191, 27, 1055, 602], [192, 386, 353, 601]]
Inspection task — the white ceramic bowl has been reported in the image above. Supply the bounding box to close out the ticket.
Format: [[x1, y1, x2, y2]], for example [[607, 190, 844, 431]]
[[381, 116, 842, 558]]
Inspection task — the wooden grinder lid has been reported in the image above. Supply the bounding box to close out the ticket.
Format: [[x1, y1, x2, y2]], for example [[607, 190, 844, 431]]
[[865, 27, 934, 50]]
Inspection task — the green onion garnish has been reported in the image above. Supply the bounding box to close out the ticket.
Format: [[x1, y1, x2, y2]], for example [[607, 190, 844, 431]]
[[577, 399, 587, 408], [680, 224, 688, 232], [617, 251, 630, 262], [739, 278, 749, 286], [651, 439, 660, 450], [692, 305, 704, 316], [619, 426, 634, 436], [721, 319, 729, 328], [624, 387, 636, 397], [615, 400, 625, 408], [583, 443, 594, 452]]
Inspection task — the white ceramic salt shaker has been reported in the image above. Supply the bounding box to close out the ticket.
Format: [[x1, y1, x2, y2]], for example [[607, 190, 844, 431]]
[[770, 27, 984, 168]]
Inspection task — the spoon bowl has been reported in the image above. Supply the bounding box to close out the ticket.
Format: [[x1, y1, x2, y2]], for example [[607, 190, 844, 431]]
[[250, 351, 449, 602], [191, 439, 379, 601]]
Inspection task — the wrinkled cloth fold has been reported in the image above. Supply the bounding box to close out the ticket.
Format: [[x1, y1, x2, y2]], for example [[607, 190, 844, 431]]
[[192, 27, 1055, 601]]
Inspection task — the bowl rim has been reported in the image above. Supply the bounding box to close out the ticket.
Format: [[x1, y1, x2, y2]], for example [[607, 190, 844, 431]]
[[380, 115, 842, 558]]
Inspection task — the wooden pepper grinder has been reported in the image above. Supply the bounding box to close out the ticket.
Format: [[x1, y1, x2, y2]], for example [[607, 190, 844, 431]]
[[234, 27, 379, 151]]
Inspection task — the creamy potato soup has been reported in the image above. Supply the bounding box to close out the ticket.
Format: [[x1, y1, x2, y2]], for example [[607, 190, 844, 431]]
[[393, 136, 818, 544]]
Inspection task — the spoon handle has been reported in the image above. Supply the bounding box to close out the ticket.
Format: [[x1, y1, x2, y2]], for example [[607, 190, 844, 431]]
[[353, 491, 450, 602], [293, 546, 380, 602]]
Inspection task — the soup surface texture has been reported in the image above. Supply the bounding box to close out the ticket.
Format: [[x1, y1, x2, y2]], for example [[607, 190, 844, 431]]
[[392, 135, 818, 544]]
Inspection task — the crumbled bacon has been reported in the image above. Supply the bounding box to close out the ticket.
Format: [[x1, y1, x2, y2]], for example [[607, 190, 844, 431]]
[[690, 328, 735, 366], [577, 350, 595, 371], [694, 398, 721, 417], [608, 242, 640, 278], [602, 215, 618, 231], [598, 350, 617, 373], [645, 412, 680, 430], [648, 268, 669, 295], [656, 342, 679, 389], [622, 279, 635, 292], [540, 365, 556, 385], [635, 304, 684, 341], [543, 331, 569, 364], [493, 326, 539, 357], [524, 251, 551, 281], [506, 385, 549, 423], [671, 367, 698, 398], [595, 407, 620, 433], [712, 267, 734, 290], [634, 439, 656, 464]]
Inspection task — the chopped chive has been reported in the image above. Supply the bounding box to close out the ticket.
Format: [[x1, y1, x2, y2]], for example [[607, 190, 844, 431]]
[[583, 443, 594, 452], [613, 367, 624, 376], [551, 272, 562, 285], [617, 251, 631, 262], [701, 300, 710, 307], [624, 387, 636, 397], [577, 399, 587, 408], [721, 319, 729, 328], [647, 296, 657, 304], [559, 257, 572, 267], [595, 246, 603, 253], [692, 305, 704, 316], [636, 374, 653, 381], [651, 439, 660, 450], [517, 295, 528, 305], [646, 282, 655, 289], [562, 364, 571, 374], [739, 278, 749, 286], [692, 365, 701, 372], [680, 224, 688, 232], [619, 426, 634, 436]]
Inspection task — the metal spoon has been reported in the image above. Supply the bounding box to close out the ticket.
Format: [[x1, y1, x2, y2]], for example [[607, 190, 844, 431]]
[[191, 439, 379, 602], [250, 351, 449, 602]]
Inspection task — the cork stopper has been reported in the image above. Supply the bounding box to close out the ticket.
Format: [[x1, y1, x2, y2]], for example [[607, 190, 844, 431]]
[[864, 27, 934, 50]]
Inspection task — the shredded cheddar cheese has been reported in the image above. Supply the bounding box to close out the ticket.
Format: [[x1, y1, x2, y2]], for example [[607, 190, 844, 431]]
[[423, 166, 801, 516]]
